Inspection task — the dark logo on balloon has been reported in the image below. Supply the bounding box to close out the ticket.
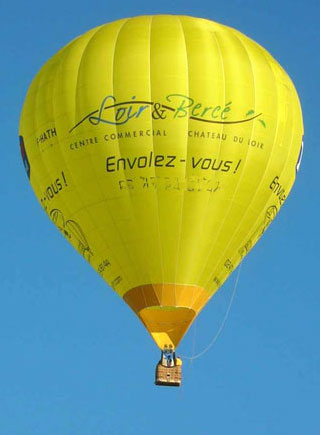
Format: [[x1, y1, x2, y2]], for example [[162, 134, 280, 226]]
[[69, 94, 265, 133], [19, 136, 30, 178]]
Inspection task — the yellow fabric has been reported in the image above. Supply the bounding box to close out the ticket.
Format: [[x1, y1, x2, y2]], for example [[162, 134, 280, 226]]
[[19, 15, 303, 349], [139, 306, 196, 349]]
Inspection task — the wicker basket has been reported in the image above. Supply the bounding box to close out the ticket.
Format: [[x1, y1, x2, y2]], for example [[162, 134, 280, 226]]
[[155, 362, 182, 387]]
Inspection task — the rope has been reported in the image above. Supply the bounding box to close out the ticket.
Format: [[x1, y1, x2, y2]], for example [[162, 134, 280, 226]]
[[182, 263, 242, 361]]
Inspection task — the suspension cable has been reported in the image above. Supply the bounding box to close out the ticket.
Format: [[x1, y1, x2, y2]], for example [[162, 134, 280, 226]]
[[182, 263, 242, 361]]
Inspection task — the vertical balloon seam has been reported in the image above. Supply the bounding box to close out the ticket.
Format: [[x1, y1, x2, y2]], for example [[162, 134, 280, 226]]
[[203, 32, 278, 291], [50, 52, 81, 243], [203, 31, 251, 291], [32, 62, 52, 180], [139, 15, 161, 306], [197, 28, 254, 293], [199, 24, 226, 279], [58, 26, 130, 290], [217, 36, 291, 281], [184, 17, 216, 308], [197, 26, 240, 293], [187, 21, 224, 303], [111, 17, 158, 298], [109, 18, 147, 292], [237, 48, 295, 243], [138, 16, 164, 302], [35, 58, 78, 252], [179, 17, 205, 306], [173, 16, 191, 310], [191, 24, 228, 297], [143, 17, 167, 299], [204, 33, 273, 292], [75, 23, 134, 288], [78, 24, 133, 292], [213, 29, 257, 277], [149, 15, 165, 306], [98, 20, 142, 293], [138, 16, 155, 304], [207, 31, 280, 292], [177, 22, 224, 297], [233, 79, 295, 271], [214, 35, 289, 288], [58, 26, 125, 283], [109, 18, 156, 299], [209, 25, 226, 208], [78, 23, 139, 289]]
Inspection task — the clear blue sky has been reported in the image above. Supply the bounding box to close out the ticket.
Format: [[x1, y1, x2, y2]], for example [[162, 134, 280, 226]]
[[2, 1, 319, 434]]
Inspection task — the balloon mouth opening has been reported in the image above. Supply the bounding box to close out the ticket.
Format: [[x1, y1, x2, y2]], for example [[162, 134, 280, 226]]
[[139, 306, 196, 349], [123, 283, 211, 349]]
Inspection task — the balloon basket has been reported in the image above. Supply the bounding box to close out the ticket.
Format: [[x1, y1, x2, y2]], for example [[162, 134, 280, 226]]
[[155, 348, 182, 387]]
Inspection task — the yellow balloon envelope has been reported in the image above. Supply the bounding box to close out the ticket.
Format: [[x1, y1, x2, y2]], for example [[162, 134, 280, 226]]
[[19, 15, 303, 351]]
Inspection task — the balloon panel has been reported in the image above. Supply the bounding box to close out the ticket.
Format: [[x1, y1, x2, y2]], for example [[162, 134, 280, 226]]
[[19, 16, 303, 348]]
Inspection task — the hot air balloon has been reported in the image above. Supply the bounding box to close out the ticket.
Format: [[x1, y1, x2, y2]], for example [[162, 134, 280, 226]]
[[19, 15, 303, 386]]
